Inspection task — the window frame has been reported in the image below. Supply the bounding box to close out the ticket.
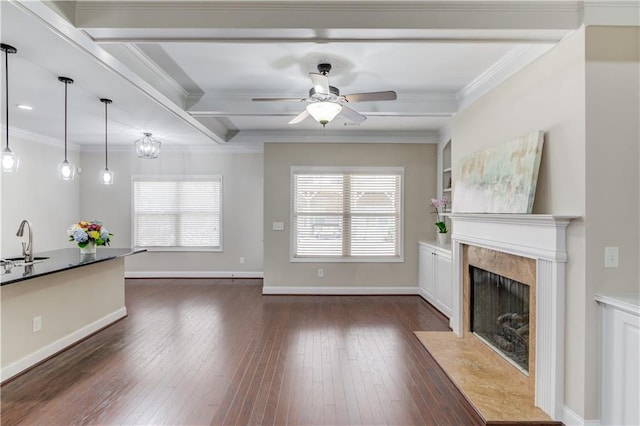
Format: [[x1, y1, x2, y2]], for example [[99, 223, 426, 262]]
[[131, 175, 224, 252], [289, 166, 404, 263]]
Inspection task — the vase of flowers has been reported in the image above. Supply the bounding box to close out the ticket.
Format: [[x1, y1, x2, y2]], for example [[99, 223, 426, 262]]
[[68, 220, 113, 254], [430, 197, 449, 244]]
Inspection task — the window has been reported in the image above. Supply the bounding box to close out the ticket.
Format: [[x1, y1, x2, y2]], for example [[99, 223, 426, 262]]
[[291, 167, 403, 262], [133, 176, 222, 251]]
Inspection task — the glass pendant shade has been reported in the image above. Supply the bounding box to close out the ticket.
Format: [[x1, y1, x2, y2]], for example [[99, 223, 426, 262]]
[[58, 76, 76, 181], [100, 168, 114, 185], [135, 132, 161, 159], [2, 148, 19, 172], [100, 98, 113, 185], [2, 43, 18, 173], [57, 160, 76, 181], [306, 102, 342, 127]]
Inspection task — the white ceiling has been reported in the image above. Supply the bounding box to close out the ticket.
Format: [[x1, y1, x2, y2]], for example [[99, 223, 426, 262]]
[[1, 1, 582, 152]]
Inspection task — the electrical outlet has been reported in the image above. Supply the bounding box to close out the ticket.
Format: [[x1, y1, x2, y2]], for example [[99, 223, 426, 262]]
[[317, 268, 324, 278], [33, 316, 42, 333], [240, 257, 245, 264], [272, 222, 284, 231], [604, 247, 619, 268]]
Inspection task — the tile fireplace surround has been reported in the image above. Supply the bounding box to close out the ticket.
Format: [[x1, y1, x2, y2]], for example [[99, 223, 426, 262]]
[[448, 213, 576, 421]]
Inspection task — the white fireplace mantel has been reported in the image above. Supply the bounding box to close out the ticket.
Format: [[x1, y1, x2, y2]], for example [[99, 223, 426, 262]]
[[448, 213, 578, 421], [448, 213, 575, 261]]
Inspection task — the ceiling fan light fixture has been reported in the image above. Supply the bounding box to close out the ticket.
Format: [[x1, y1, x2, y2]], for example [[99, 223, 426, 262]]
[[135, 132, 161, 159], [306, 102, 342, 127]]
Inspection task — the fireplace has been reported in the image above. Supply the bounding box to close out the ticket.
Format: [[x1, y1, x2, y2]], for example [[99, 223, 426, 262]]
[[462, 244, 537, 382], [470, 266, 530, 373], [449, 213, 576, 420]]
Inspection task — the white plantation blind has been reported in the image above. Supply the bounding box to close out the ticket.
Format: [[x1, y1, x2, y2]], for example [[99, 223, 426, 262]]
[[133, 177, 222, 250], [292, 168, 403, 260]]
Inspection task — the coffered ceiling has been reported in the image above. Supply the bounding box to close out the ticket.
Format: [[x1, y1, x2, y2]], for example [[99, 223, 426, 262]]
[[1, 1, 584, 152]]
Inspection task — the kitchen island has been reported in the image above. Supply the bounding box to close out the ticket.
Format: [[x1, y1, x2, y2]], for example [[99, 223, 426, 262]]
[[1, 248, 144, 382]]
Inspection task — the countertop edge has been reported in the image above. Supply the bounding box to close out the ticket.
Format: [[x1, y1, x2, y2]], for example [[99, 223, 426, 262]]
[[1, 248, 146, 286], [595, 292, 640, 316], [418, 240, 452, 253]]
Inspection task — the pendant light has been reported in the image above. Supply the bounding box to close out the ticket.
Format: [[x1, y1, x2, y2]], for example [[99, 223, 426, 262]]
[[57, 76, 76, 181], [1, 43, 19, 173], [99, 98, 114, 185], [134, 132, 161, 159]]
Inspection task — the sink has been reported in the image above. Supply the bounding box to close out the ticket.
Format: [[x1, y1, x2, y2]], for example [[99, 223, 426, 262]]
[[1, 256, 49, 267]]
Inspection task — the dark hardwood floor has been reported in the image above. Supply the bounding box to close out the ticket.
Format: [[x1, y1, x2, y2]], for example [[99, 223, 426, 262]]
[[1, 279, 482, 425]]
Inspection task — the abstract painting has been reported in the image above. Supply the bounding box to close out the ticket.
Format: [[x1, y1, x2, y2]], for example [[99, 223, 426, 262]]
[[453, 131, 544, 213]]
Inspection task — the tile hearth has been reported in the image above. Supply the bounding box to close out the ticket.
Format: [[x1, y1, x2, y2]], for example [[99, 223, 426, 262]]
[[415, 331, 559, 424]]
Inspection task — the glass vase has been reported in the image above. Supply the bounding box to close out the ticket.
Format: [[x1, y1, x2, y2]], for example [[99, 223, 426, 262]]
[[80, 241, 97, 254]]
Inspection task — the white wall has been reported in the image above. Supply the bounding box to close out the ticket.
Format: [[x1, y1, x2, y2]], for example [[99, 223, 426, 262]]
[[584, 25, 640, 416], [451, 29, 589, 418], [1, 134, 80, 257], [451, 26, 640, 422], [79, 149, 264, 275], [263, 142, 436, 290]]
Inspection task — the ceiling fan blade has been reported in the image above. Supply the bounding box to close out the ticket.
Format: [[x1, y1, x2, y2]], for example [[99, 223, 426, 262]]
[[309, 73, 330, 95], [339, 105, 367, 123], [342, 91, 397, 103], [252, 97, 307, 102], [289, 109, 310, 125]]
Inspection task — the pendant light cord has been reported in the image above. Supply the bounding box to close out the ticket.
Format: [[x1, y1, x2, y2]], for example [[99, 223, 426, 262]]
[[104, 101, 108, 168], [4, 47, 8, 151], [64, 81, 68, 162]]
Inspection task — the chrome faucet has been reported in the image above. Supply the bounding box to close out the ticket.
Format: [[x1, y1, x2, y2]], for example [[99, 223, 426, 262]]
[[16, 219, 33, 263]]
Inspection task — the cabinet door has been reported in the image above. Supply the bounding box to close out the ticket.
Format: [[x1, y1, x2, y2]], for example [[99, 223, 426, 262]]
[[601, 306, 640, 425], [418, 245, 435, 302], [435, 254, 452, 318]]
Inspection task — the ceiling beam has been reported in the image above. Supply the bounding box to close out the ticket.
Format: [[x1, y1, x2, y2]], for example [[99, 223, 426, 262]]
[[72, 1, 581, 31], [17, 0, 228, 144]]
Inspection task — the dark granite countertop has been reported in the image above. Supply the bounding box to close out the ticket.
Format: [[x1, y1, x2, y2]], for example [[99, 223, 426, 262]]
[[1, 248, 145, 286]]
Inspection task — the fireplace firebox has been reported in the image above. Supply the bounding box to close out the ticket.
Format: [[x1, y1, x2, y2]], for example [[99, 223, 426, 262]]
[[470, 266, 530, 373]]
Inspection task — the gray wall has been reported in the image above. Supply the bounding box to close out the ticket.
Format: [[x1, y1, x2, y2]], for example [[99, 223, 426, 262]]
[[263, 143, 436, 290], [80, 149, 264, 275]]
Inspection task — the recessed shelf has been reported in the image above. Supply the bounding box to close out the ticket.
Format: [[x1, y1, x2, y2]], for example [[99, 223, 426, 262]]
[[444, 168, 452, 173], [444, 188, 452, 193]]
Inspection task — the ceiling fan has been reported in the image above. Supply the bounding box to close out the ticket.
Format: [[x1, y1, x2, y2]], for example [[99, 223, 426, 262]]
[[252, 63, 397, 127]]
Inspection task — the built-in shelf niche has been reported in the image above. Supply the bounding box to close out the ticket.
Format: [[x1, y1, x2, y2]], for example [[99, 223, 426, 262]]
[[439, 139, 452, 212]]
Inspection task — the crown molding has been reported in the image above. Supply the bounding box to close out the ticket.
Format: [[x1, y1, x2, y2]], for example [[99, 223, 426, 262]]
[[81, 140, 264, 154], [456, 43, 556, 111], [8, 126, 81, 151]]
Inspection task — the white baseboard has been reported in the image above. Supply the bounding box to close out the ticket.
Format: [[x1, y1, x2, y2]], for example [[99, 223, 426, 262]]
[[562, 405, 600, 426], [1, 307, 127, 383], [125, 271, 264, 279], [262, 286, 419, 295], [417, 287, 430, 301]]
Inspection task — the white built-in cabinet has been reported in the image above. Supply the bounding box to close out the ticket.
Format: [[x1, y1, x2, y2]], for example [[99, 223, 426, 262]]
[[595, 293, 640, 426], [418, 241, 452, 318]]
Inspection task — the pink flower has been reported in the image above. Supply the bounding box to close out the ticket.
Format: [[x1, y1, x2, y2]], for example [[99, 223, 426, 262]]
[[430, 197, 448, 209]]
